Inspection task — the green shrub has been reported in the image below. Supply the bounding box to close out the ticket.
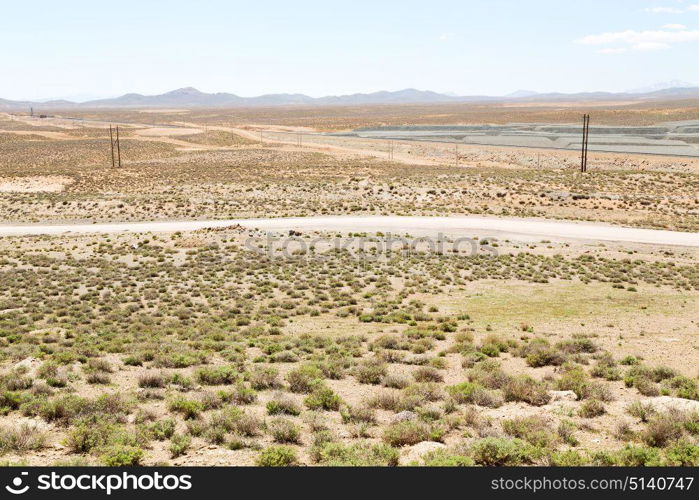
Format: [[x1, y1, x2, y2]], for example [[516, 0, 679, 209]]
[[248, 366, 279, 390], [0, 424, 47, 453], [480, 344, 501, 358], [266, 396, 301, 416], [383, 421, 432, 447], [286, 364, 323, 393], [503, 376, 551, 406], [413, 367, 443, 383], [100, 445, 144, 466], [549, 450, 589, 466], [470, 437, 540, 466], [420, 449, 474, 466], [169, 434, 191, 458], [579, 399, 606, 418], [353, 359, 387, 385], [556, 365, 591, 399], [664, 440, 699, 466], [446, 382, 481, 404], [304, 386, 342, 411], [168, 397, 204, 419], [627, 400, 655, 422], [256, 445, 298, 466], [315, 442, 399, 466], [64, 418, 116, 453], [613, 445, 663, 466], [502, 416, 557, 448], [195, 365, 240, 385], [149, 418, 176, 440], [268, 418, 302, 444], [642, 416, 684, 447]]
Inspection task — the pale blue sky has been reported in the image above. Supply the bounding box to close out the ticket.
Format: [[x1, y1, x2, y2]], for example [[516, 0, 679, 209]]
[[2, 0, 699, 101]]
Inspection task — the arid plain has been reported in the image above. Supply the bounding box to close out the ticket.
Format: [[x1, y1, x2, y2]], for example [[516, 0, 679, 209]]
[[0, 101, 697, 466]]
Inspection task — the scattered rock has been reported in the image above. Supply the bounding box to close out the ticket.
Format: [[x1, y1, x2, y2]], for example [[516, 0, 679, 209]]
[[392, 411, 417, 423], [399, 441, 446, 465], [649, 396, 699, 413], [549, 390, 577, 402], [14, 357, 40, 371]]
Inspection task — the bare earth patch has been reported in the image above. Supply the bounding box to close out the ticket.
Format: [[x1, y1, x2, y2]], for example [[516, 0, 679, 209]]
[[0, 175, 73, 193]]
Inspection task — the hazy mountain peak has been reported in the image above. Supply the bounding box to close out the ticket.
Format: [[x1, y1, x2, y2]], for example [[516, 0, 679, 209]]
[[165, 87, 205, 95], [506, 90, 539, 98], [626, 80, 696, 94]]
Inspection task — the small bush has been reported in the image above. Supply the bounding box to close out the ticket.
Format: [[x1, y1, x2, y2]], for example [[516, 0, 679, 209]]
[[642, 416, 684, 448], [354, 359, 387, 385], [383, 421, 432, 447], [470, 437, 540, 466], [503, 376, 551, 406], [420, 448, 474, 466], [169, 434, 191, 458], [315, 442, 399, 466], [168, 397, 204, 419], [286, 364, 323, 393], [579, 399, 606, 418], [664, 440, 699, 466], [304, 386, 342, 411], [0, 424, 47, 453], [268, 418, 302, 444], [138, 373, 165, 389], [100, 445, 144, 466], [266, 395, 301, 416], [248, 366, 280, 390], [256, 445, 298, 466], [149, 419, 176, 440], [195, 366, 240, 385], [413, 367, 443, 383]]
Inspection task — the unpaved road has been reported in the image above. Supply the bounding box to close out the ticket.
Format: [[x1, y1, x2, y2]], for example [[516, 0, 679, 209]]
[[1, 215, 698, 247]]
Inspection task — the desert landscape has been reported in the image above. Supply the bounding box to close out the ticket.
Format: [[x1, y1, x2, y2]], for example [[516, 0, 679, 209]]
[[0, 99, 697, 468]]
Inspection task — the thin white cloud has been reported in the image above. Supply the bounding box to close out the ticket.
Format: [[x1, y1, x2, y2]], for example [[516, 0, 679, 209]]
[[577, 28, 699, 51], [662, 23, 688, 29], [645, 7, 683, 13], [598, 47, 627, 54], [632, 41, 672, 50], [645, 4, 699, 13]]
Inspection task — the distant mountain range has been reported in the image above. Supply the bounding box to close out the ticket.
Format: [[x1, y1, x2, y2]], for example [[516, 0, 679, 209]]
[[3, 84, 699, 111]]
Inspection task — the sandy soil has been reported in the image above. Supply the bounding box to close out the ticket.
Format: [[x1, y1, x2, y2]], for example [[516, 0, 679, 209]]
[[0, 175, 73, 193]]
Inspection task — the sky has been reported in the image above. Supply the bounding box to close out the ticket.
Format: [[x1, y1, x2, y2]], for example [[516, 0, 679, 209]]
[[2, 0, 699, 101]]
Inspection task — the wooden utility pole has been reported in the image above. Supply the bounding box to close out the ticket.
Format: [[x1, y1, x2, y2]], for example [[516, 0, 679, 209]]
[[580, 114, 590, 173], [116, 126, 122, 168], [584, 115, 590, 172], [109, 125, 116, 168], [455, 144, 459, 167]]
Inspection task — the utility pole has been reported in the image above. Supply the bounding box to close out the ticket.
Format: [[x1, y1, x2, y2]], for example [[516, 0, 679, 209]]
[[455, 144, 459, 167], [109, 125, 116, 168], [116, 126, 122, 168], [580, 114, 590, 173]]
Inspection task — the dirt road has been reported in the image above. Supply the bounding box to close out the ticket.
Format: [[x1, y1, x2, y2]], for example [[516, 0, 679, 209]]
[[1, 215, 697, 247]]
